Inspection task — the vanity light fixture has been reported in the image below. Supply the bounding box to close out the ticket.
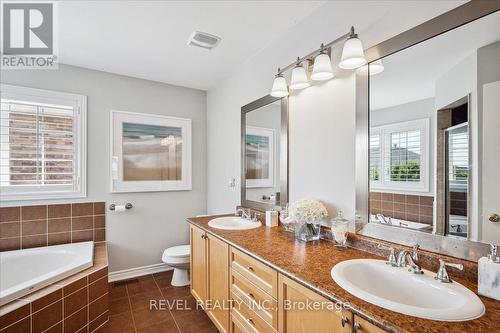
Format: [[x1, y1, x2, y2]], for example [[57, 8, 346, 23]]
[[339, 26, 367, 70], [270, 68, 289, 97], [311, 44, 334, 81], [270, 26, 366, 96], [290, 58, 310, 90]]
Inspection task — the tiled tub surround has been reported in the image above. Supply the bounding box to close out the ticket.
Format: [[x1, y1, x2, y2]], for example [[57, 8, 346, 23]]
[[370, 192, 434, 225], [0, 203, 106, 252], [187, 215, 500, 333], [0, 243, 109, 333]]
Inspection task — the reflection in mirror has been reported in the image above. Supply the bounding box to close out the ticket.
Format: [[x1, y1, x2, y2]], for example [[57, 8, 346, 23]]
[[245, 101, 281, 204], [368, 11, 500, 243]]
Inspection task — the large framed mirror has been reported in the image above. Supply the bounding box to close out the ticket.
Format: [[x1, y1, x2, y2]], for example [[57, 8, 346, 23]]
[[241, 95, 288, 211], [356, 3, 500, 261]]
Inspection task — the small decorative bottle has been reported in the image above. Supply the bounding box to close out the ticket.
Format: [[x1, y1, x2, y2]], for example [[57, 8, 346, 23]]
[[478, 244, 500, 301], [331, 210, 349, 247]]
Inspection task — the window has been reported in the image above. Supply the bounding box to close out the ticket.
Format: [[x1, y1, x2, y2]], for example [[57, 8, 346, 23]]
[[0, 84, 87, 200], [370, 118, 429, 192]]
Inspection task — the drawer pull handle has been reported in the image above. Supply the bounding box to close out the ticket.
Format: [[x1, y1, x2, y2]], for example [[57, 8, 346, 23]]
[[247, 292, 254, 299], [341, 316, 349, 327], [246, 266, 254, 272], [247, 318, 254, 326], [354, 322, 361, 333]]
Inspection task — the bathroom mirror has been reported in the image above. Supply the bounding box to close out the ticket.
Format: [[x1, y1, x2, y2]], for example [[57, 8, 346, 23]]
[[241, 95, 288, 211], [356, 6, 500, 260]]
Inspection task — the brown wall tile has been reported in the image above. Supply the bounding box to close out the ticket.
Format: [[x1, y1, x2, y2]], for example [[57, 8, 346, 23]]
[[64, 287, 88, 317], [406, 204, 419, 215], [0, 316, 30, 333], [72, 230, 93, 243], [93, 203, 105, 215], [48, 218, 71, 233], [63, 276, 87, 297], [0, 303, 30, 330], [32, 289, 62, 313], [63, 306, 87, 333], [94, 229, 105, 242], [32, 299, 62, 333], [22, 220, 47, 236], [0, 238, 20, 252], [406, 195, 419, 204], [88, 311, 108, 332], [393, 194, 405, 203], [0, 223, 20, 238], [381, 201, 393, 211], [89, 268, 108, 284], [0, 207, 20, 223], [72, 216, 93, 231], [48, 204, 71, 219], [71, 203, 93, 217], [420, 205, 433, 216], [44, 322, 63, 333], [370, 192, 381, 200], [21, 205, 47, 221], [21, 235, 47, 249], [93, 216, 105, 229], [394, 202, 405, 213], [420, 196, 434, 206], [89, 277, 108, 302], [381, 193, 393, 201], [89, 294, 108, 321], [48, 233, 72, 246]]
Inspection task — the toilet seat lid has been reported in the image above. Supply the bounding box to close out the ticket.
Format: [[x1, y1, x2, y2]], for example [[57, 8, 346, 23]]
[[164, 245, 190, 258]]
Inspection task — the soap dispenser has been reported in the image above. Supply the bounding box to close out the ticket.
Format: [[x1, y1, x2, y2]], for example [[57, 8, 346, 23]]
[[478, 244, 500, 300]]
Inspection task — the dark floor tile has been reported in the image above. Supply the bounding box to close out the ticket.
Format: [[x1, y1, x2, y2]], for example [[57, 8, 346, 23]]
[[108, 283, 127, 301], [129, 289, 163, 312], [104, 313, 135, 333], [169, 295, 203, 319], [173, 310, 218, 333], [153, 271, 174, 289], [135, 317, 179, 333], [126, 275, 158, 296], [161, 286, 191, 301], [109, 298, 131, 316], [131, 308, 172, 330]]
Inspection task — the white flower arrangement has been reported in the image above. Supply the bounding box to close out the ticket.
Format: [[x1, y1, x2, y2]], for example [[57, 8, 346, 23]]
[[289, 198, 328, 224]]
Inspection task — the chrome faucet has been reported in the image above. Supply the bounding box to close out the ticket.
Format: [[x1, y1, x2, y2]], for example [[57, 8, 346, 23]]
[[378, 244, 398, 266], [435, 259, 464, 283], [396, 244, 422, 273], [235, 208, 251, 220]]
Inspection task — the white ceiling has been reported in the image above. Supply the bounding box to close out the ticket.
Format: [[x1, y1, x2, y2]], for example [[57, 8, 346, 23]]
[[371, 10, 500, 110], [58, 1, 325, 90]]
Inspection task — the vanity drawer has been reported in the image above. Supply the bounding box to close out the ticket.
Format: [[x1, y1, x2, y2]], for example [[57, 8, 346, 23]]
[[230, 247, 277, 298], [231, 294, 277, 333], [231, 269, 278, 329]]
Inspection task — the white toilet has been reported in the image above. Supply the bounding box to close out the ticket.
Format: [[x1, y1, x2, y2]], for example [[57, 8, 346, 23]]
[[162, 245, 191, 287]]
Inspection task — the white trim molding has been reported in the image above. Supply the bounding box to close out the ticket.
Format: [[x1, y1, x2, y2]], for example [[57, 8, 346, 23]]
[[108, 263, 172, 282]]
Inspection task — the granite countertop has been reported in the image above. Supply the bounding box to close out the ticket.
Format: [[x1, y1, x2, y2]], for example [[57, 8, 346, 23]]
[[187, 215, 500, 333]]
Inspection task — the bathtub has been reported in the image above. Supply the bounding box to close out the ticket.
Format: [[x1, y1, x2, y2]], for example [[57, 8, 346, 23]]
[[0, 241, 94, 306]]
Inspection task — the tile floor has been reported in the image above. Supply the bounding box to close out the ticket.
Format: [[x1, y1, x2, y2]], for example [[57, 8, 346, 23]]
[[104, 271, 218, 333]]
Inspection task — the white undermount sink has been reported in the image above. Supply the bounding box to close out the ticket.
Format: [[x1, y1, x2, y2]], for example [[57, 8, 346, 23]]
[[208, 216, 261, 230], [331, 259, 485, 322]]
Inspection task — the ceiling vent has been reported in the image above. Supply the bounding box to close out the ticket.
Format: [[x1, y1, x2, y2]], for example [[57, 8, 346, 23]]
[[187, 31, 221, 50]]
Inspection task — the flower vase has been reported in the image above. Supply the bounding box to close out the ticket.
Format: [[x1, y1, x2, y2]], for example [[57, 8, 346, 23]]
[[295, 221, 321, 242]]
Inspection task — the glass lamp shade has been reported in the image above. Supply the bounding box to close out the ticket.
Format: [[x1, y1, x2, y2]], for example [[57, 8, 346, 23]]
[[290, 65, 310, 90], [311, 53, 334, 81], [339, 37, 367, 69], [368, 59, 384, 75], [270, 74, 289, 97]]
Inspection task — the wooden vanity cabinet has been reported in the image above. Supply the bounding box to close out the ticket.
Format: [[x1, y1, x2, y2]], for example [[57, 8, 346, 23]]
[[190, 224, 387, 333], [278, 274, 353, 333], [189, 225, 230, 333]]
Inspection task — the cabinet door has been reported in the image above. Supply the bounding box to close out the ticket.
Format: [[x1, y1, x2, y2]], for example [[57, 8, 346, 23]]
[[207, 234, 230, 333], [190, 225, 207, 302], [278, 274, 352, 333], [353, 315, 387, 333]]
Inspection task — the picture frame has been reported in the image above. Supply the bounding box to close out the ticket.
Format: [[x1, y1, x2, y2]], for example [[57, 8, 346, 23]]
[[245, 126, 275, 188], [110, 110, 192, 193]]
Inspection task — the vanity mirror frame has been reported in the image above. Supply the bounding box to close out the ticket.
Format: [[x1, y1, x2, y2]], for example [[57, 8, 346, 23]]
[[355, 1, 500, 261], [241, 94, 289, 211]]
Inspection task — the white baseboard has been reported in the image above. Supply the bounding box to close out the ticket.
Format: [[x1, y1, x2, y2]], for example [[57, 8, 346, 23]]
[[108, 263, 172, 282]]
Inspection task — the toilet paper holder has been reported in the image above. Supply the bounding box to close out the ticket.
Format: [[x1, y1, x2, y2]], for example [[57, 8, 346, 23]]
[[109, 203, 133, 211]]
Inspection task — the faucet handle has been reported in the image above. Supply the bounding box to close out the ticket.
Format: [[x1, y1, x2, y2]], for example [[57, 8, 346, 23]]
[[412, 243, 420, 261], [378, 244, 397, 266], [435, 259, 464, 283], [252, 212, 261, 222]]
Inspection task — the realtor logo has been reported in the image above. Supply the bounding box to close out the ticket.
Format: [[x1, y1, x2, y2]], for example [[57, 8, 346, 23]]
[[1, 2, 58, 69]]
